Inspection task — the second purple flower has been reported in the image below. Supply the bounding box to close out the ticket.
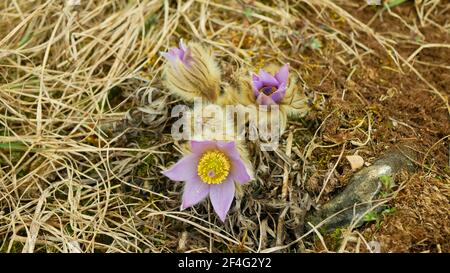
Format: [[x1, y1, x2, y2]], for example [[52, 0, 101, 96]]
[[252, 64, 289, 105]]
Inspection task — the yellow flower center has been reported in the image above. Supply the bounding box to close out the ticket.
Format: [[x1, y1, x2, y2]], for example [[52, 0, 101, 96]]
[[197, 150, 231, 184]]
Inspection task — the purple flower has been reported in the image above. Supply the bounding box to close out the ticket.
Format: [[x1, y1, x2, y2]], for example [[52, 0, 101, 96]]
[[160, 40, 194, 67], [162, 140, 252, 222], [252, 64, 289, 105]]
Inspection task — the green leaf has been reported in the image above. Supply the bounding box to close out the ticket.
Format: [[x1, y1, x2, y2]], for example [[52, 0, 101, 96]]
[[243, 8, 253, 18], [309, 38, 322, 50], [0, 142, 29, 151], [0, 141, 42, 152], [144, 14, 157, 32], [379, 175, 393, 189], [363, 211, 379, 222], [386, 0, 408, 8], [330, 228, 344, 240], [17, 33, 32, 48], [382, 207, 397, 215]]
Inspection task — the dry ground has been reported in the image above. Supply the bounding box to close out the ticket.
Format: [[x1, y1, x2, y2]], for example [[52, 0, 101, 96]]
[[0, 0, 449, 253]]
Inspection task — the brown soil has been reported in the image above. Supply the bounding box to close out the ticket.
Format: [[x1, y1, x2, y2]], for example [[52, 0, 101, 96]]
[[366, 173, 450, 253], [304, 2, 450, 252]]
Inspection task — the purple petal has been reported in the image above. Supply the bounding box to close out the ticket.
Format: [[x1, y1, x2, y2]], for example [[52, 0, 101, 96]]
[[217, 141, 242, 160], [162, 154, 200, 181], [191, 140, 217, 155], [161, 43, 192, 67], [216, 141, 251, 184], [259, 70, 279, 86], [209, 178, 235, 222], [171, 48, 184, 59], [216, 141, 238, 157], [275, 64, 289, 85], [253, 89, 260, 99], [270, 82, 287, 103], [230, 157, 252, 184], [252, 74, 264, 91], [256, 94, 276, 105], [181, 177, 210, 209], [160, 51, 177, 64]]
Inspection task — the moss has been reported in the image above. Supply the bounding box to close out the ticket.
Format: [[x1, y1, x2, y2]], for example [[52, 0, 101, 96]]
[[327, 228, 345, 251], [144, 14, 158, 33], [133, 135, 160, 177], [443, 166, 450, 176], [135, 154, 157, 177], [136, 165, 148, 177], [0, 239, 24, 253], [135, 135, 156, 149]]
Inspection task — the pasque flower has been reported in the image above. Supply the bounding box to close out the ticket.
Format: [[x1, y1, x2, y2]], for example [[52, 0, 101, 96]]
[[161, 40, 221, 103], [252, 64, 289, 105], [162, 140, 252, 222], [229, 63, 309, 137]]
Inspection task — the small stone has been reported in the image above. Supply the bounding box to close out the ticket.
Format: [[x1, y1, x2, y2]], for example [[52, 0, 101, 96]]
[[345, 155, 364, 170]]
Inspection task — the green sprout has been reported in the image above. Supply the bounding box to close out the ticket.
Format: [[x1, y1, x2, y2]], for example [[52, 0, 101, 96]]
[[386, 0, 408, 8], [243, 7, 253, 19], [363, 206, 397, 230], [379, 175, 393, 190], [363, 211, 379, 223], [309, 37, 322, 50]]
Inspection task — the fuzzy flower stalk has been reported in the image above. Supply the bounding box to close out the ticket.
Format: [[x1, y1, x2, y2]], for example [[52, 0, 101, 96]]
[[161, 40, 222, 103], [162, 140, 253, 222]]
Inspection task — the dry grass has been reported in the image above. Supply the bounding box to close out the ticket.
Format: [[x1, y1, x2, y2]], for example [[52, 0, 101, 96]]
[[0, 0, 449, 253]]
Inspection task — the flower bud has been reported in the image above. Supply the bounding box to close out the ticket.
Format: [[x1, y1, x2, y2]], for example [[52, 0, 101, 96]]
[[161, 40, 221, 103]]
